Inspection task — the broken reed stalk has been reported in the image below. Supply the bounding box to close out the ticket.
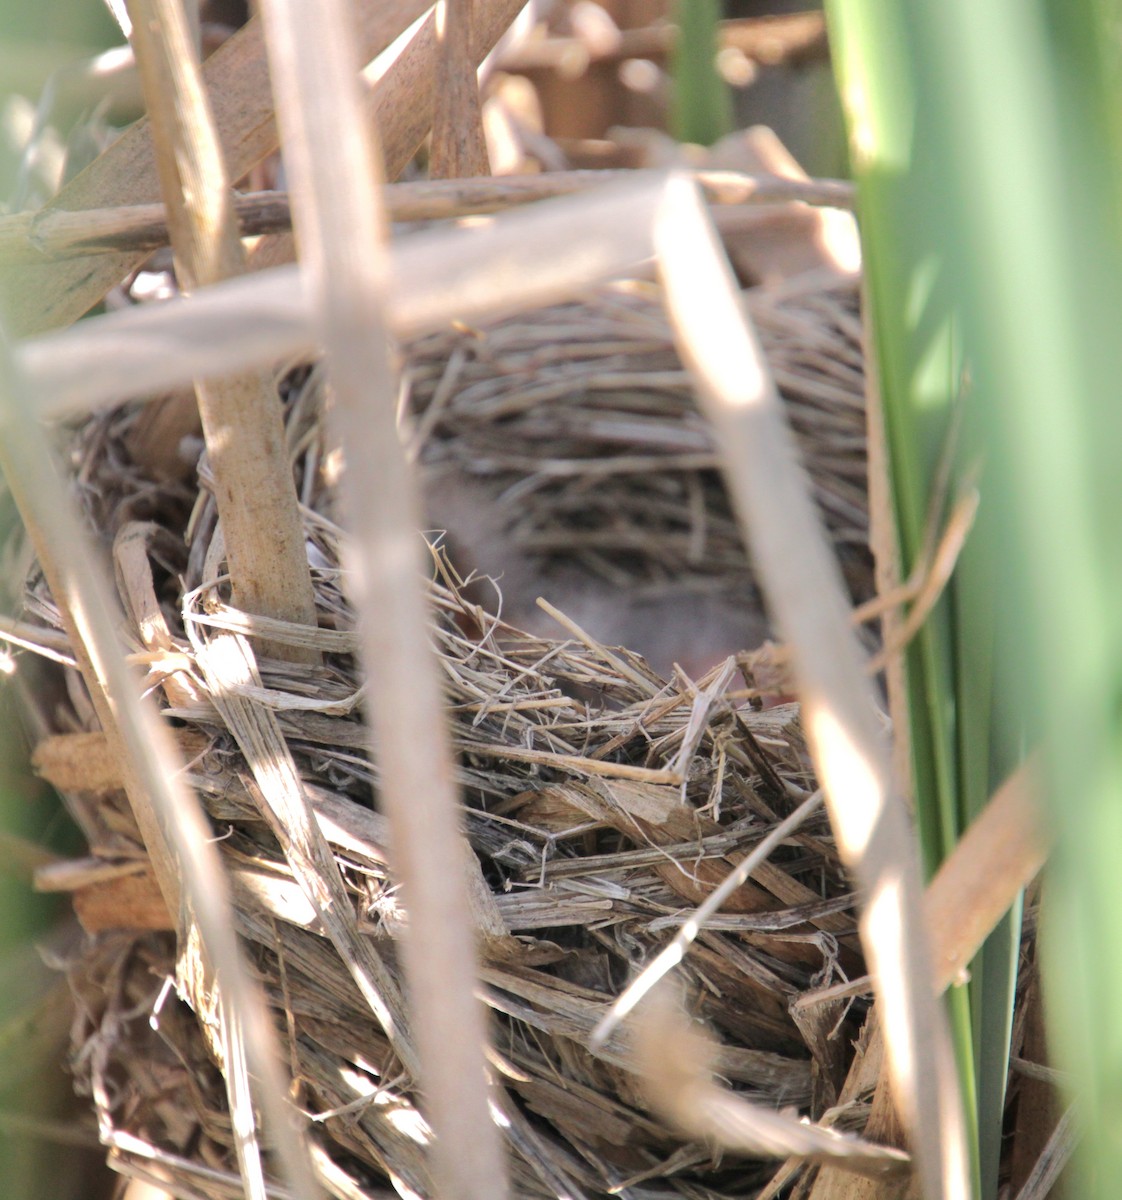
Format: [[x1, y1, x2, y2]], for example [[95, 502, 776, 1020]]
[[652, 175, 971, 1200], [0, 172, 854, 265], [634, 987, 911, 1179], [0, 332, 319, 1200], [430, 0, 491, 179], [256, 2, 508, 1198], [125, 0, 318, 665]]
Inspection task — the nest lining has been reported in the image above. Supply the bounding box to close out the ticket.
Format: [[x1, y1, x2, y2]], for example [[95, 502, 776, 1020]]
[[409, 273, 871, 658]]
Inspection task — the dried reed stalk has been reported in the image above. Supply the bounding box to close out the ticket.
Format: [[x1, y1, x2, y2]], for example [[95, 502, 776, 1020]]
[[806, 758, 1048, 1197], [20, 174, 674, 419], [0, 172, 853, 264], [430, 0, 491, 178], [0, 333, 319, 1200], [245, 0, 527, 273], [256, 1, 508, 1197], [802, 286, 955, 1200], [125, 0, 317, 664], [652, 175, 971, 1199], [366, 0, 525, 181]]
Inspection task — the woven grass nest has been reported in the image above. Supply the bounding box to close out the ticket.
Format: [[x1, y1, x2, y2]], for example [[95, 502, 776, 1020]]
[[35, 269, 873, 1199]]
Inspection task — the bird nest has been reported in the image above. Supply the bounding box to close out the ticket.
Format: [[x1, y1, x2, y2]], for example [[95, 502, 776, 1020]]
[[29, 269, 873, 1200]]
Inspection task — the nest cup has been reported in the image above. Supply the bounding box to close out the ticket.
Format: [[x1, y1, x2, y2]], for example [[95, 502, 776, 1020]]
[[413, 272, 871, 679], [30, 265, 873, 1199]]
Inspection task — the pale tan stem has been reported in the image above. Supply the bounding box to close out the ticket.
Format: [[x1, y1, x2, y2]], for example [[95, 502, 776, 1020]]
[[256, 0, 512, 1196], [0, 332, 319, 1200], [806, 758, 1048, 1200], [126, 0, 318, 664], [654, 175, 971, 1200], [0, 173, 853, 265]]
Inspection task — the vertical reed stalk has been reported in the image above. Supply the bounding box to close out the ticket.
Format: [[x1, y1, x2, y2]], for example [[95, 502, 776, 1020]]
[[255, 2, 510, 1198], [654, 175, 971, 1200], [126, 0, 318, 663], [430, 0, 491, 179], [0, 330, 319, 1200]]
